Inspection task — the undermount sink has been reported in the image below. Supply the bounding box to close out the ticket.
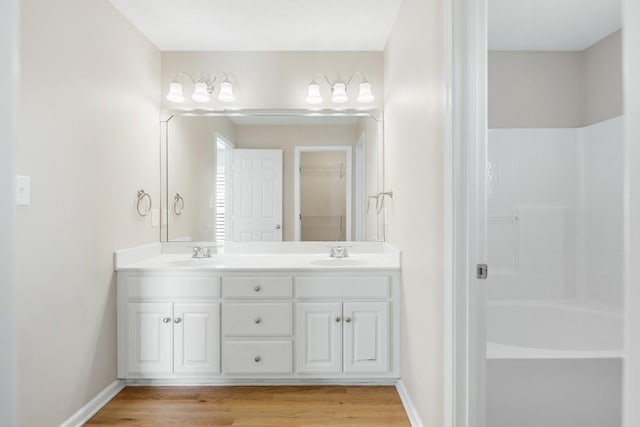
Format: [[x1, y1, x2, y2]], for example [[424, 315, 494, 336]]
[[165, 258, 217, 267], [310, 258, 368, 267]]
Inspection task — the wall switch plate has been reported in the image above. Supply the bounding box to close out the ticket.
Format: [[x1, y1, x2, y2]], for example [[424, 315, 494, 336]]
[[15, 175, 31, 206], [151, 209, 160, 227]]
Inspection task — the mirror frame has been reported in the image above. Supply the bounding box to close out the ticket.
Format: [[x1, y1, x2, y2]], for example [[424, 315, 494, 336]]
[[159, 108, 385, 243]]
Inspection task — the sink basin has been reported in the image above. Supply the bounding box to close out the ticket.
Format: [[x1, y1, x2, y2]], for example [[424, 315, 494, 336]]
[[164, 258, 217, 267], [310, 258, 368, 267]]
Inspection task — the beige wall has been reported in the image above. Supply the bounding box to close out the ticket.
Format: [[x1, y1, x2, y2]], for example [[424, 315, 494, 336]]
[[0, 0, 17, 424], [235, 124, 360, 240], [489, 30, 623, 128], [583, 30, 623, 126], [15, 0, 160, 425], [167, 116, 236, 241], [384, 0, 444, 424], [624, 1, 640, 425], [161, 51, 384, 110]]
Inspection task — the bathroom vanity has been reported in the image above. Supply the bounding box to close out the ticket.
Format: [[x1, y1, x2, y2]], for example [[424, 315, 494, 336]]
[[115, 243, 400, 384]]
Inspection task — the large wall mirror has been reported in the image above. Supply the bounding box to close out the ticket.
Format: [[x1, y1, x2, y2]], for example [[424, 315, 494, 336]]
[[160, 110, 384, 243]]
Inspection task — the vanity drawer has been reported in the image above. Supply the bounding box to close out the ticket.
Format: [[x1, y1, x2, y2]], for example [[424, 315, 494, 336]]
[[223, 340, 293, 374], [222, 303, 293, 336], [222, 276, 293, 299], [295, 276, 391, 299], [128, 276, 220, 299]]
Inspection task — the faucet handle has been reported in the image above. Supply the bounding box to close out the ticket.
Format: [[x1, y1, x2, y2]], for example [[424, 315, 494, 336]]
[[192, 246, 202, 258]]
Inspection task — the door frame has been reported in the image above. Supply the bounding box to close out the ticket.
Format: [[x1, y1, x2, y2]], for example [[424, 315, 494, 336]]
[[294, 145, 353, 241], [445, 0, 488, 426], [355, 133, 366, 241]]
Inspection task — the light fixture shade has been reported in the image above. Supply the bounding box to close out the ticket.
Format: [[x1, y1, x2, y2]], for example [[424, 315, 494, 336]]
[[191, 81, 211, 102], [357, 81, 375, 103], [166, 81, 185, 103], [331, 82, 348, 103], [306, 82, 323, 104], [217, 80, 235, 102]]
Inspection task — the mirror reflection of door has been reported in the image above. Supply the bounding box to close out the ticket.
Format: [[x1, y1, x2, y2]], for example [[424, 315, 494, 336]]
[[231, 149, 283, 242], [298, 149, 351, 241]]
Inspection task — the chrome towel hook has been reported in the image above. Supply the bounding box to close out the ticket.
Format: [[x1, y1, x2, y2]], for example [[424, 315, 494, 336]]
[[174, 193, 185, 216], [136, 189, 152, 216]]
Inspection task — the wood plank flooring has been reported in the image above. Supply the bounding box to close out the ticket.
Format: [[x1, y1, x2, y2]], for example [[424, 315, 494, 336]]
[[85, 386, 411, 426]]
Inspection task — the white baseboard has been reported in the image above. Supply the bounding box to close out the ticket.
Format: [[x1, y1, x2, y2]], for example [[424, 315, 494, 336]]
[[126, 378, 397, 386], [396, 379, 424, 427], [59, 379, 125, 427]]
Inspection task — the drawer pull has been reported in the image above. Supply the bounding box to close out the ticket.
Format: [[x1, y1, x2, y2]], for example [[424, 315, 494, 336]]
[[254, 356, 262, 363], [254, 317, 262, 324], [345, 317, 352, 323], [254, 285, 261, 292], [174, 317, 182, 324], [162, 317, 172, 324]]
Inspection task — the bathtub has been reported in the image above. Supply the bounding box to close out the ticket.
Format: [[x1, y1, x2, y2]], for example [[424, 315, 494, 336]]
[[486, 300, 623, 359]]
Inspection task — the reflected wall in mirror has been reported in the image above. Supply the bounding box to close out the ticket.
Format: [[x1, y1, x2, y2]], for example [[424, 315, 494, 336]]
[[160, 111, 384, 242]]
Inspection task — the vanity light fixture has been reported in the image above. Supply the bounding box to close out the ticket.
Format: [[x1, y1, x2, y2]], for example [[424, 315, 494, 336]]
[[305, 72, 375, 105], [166, 72, 236, 104]]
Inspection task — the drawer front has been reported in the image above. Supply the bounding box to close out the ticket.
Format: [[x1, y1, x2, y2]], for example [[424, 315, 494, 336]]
[[128, 276, 220, 299], [295, 276, 391, 299], [223, 340, 293, 374], [222, 276, 293, 299], [222, 303, 293, 336]]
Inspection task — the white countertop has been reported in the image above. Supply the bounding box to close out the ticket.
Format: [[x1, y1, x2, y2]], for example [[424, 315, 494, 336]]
[[114, 242, 401, 272]]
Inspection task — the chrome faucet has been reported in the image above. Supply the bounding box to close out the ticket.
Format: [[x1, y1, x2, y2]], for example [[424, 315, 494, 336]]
[[329, 245, 350, 259], [192, 246, 213, 259]]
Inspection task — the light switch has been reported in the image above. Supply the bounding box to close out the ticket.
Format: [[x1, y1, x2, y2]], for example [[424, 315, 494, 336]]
[[15, 175, 31, 206], [151, 208, 160, 227]]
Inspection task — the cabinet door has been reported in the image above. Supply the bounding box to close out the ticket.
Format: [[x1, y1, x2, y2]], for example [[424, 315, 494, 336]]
[[127, 302, 173, 375], [173, 303, 220, 375], [343, 302, 390, 373], [295, 302, 342, 373]]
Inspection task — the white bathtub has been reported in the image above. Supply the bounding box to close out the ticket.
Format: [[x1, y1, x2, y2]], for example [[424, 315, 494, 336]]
[[486, 301, 623, 359]]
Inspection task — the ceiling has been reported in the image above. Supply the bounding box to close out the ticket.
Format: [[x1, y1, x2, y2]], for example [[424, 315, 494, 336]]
[[489, 0, 622, 51], [109, 0, 404, 51]]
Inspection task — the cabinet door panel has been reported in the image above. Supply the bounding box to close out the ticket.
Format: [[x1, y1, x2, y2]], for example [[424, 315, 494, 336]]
[[174, 303, 220, 374], [295, 302, 342, 373], [127, 302, 173, 375], [343, 302, 389, 373]]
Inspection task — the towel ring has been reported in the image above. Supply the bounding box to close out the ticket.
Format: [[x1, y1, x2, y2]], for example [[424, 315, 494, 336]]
[[136, 189, 152, 216], [174, 193, 185, 216]]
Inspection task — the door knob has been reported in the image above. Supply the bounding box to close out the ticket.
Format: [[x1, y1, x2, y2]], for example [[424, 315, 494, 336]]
[[275, 224, 281, 230]]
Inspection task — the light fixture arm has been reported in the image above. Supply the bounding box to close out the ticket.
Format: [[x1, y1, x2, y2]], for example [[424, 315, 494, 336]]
[[345, 71, 369, 86]]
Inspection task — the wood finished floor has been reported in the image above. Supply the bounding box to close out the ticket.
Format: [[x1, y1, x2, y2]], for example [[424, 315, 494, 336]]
[[84, 386, 411, 426]]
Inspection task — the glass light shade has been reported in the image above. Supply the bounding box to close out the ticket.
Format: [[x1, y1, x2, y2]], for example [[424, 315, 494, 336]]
[[357, 81, 375, 103], [166, 81, 185, 103], [306, 82, 323, 104], [217, 80, 235, 102], [191, 81, 211, 102], [331, 82, 348, 103]]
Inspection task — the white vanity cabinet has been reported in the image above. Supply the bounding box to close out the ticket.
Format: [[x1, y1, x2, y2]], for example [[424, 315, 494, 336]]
[[117, 275, 221, 378], [295, 276, 391, 375], [117, 267, 400, 382]]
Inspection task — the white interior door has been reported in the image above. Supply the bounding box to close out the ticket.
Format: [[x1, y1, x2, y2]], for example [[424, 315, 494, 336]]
[[231, 149, 283, 241]]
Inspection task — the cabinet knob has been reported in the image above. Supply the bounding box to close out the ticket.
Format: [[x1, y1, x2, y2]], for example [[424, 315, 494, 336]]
[[162, 317, 171, 324], [345, 317, 352, 323], [335, 317, 341, 322], [254, 285, 261, 292], [174, 317, 182, 324], [275, 224, 281, 230], [254, 356, 261, 363], [254, 317, 262, 324]]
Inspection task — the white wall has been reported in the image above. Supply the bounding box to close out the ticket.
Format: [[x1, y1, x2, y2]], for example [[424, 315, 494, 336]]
[[384, 0, 444, 424], [161, 51, 384, 110], [16, 0, 160, 425], [0, 0, 17, 424], [624, 1, 640, 425]]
